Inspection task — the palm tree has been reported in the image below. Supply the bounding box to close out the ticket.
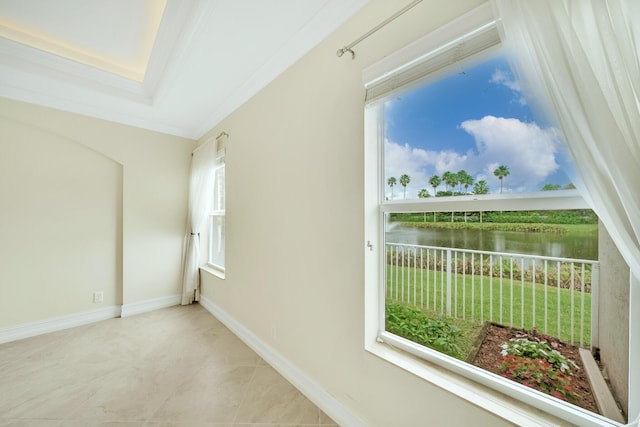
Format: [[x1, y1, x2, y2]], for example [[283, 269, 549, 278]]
[[387, 177, 397, 200], [458, 170, 474, 194], [441, 171, 453, 193], [456, 170, 465, 193], [449, 173, 460, 195], [429, 176, 441, 222], [473, 180, 489, 194], [455, 170, 473, 222], [473, 180, 490, 224], [493, 165, 510, 193], [442, 171, 459, 194], [441, 171, 458, 221], [429, 175, 441, 197], [542, 183, 561, 191], [399, 174, 410, 199], [418, 188, 430, 222]]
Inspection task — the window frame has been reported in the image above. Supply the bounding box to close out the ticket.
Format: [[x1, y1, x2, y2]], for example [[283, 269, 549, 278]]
[[363, 4, 620, 426]]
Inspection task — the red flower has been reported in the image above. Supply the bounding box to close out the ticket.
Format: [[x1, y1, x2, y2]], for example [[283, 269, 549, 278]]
[[551, 390, 563, 399]]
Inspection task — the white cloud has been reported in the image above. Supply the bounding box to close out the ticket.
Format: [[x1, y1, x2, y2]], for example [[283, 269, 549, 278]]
[[385, 142, 472, 199], [384, 142, 440, 199], [460, 116, 562, 192], [490, 69, 520, 91], [385, 116, 563, 197], [490, 68, 526, 106]]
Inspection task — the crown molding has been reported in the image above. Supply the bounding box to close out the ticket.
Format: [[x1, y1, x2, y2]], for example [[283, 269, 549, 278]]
[[0, 1, 203, 106], [0, 0, 369, 139], [0, 36, 150, 103], [143, 0, 213, 105]]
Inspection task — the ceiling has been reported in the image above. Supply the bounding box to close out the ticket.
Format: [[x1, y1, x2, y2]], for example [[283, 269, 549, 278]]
[[0, 0, 369, 139]]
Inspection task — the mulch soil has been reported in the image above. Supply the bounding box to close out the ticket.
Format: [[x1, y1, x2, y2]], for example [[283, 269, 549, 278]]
[[471, 323, 599, 414]]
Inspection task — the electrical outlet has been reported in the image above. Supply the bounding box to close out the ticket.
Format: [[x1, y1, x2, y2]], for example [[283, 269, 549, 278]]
[[93, 291, 104, 303]]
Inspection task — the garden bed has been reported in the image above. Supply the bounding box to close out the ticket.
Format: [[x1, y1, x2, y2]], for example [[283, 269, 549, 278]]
[[471, 323, 598, 414]]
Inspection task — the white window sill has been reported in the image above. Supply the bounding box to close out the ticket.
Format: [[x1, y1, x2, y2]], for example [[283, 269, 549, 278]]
[[366, 337, 619, 427], [201, 264, 225, 280]]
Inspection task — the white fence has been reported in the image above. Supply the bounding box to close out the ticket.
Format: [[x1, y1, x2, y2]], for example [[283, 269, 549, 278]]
[[386, 242, 599, 348]]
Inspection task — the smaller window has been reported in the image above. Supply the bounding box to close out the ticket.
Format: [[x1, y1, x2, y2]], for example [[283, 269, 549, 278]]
[[208, 153, 225, 273]]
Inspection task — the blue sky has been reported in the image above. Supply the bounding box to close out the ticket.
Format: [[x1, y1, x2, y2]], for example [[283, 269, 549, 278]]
[[384, 55, 575, 199]]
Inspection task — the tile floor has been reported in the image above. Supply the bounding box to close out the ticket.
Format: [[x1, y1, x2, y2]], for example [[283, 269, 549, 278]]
[[0, 304, 338, 427]]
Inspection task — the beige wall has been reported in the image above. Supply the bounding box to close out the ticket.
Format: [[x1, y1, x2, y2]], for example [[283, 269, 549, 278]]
[[0, 98, 195, 327], [199, 1, 517, 425]]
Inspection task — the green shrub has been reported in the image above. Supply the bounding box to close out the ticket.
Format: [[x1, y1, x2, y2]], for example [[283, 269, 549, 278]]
[[386, 303, 463, 359]]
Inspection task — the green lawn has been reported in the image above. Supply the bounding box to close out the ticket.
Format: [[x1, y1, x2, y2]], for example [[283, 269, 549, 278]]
[[561, 223, 599, 233], [386, 264, 592, 346], [395, 220, 598, 234]]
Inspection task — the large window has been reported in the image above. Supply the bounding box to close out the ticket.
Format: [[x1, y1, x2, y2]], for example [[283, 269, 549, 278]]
[[208, 150, 225, 273], [364, 6, 629, 426]]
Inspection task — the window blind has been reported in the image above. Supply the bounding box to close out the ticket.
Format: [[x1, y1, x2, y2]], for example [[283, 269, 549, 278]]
[[364, 23, 501, 103]]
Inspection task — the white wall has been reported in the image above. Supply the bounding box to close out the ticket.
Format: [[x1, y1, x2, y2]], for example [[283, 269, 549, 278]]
[[199, 1, 524, 425], [0, 98, 195, 327], [598, 221, 630, 416]]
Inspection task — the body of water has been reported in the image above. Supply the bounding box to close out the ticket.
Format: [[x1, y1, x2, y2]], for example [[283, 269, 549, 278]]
[[386, 224, 598, 261]]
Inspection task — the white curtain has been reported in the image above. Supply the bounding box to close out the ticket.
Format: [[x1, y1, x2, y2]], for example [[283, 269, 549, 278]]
[[493, 0, 640, 279], [493, 1, 640, 424], [181, 139, 217, 305]]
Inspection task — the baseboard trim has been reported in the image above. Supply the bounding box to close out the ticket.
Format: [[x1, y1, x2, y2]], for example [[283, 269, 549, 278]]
[[120, 294, 181, 317], [0, 305, 121, 344], [199, 295, 368, 427]]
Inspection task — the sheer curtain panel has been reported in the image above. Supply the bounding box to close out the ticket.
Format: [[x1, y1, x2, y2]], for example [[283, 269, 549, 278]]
[[181, 138, 217, 305], [493, 1, 639, 424], [493, 0, 640, 278]]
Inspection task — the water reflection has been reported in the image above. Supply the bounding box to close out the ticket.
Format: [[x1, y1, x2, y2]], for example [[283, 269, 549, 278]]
[[385, 225, 598, 260]]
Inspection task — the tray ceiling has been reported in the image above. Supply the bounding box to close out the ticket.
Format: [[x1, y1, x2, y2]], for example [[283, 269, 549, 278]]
[[0, 0, 369, 139]]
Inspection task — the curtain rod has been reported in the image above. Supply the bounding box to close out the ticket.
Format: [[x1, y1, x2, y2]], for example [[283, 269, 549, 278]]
[[192, 131, 228, 155], [336, 0, 423, 59]]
